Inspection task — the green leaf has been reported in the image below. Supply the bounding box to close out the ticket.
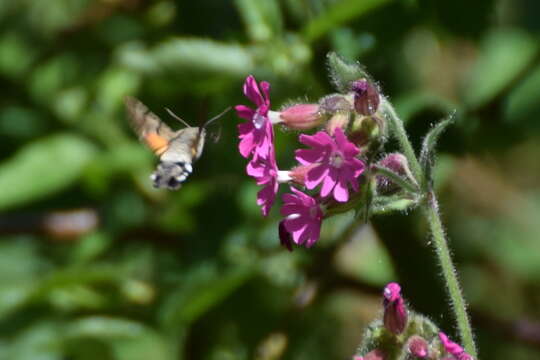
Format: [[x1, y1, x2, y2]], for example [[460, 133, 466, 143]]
[[504, 64, 540, 126], [326, 52, 367, 92], [419, 113, 455, 185], [0, 134, 97, 210], [152, 39, 255, 76], [159, 265, 252, 329], [463, 28, 539, 109], [235, 0, 283, 42], [302, 0, 393, 43]]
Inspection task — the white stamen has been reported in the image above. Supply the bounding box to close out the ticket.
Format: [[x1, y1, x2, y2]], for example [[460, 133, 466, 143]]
[[177, 174, 187, 182], [150, 174, 157, 181], [185, 163, 193, 173], [287, 213, 300, 221]]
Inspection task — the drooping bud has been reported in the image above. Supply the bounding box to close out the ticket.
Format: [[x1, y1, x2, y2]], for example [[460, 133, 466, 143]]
[[352, 79, 380, 116], [383, 282, 408, 335], [278, 104, 323, 130], [408, 336, 430, 358], [278, 220, 293, 252], [363, 349, 386, 360], [375, 153, 416, 193]]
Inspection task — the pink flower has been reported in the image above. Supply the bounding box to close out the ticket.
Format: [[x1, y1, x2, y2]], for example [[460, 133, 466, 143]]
[[247, 152, 279, 216], [295, 127, 365, 202], [383, 282, 408, 334], [235, 75, 273, 159], [280, 187, 323, 248], [439, 332, 473, 360]]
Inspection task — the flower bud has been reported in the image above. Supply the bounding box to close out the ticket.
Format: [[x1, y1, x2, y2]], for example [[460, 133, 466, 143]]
[[375, 153, 415, 193], [352, 79, 380, 116], [326, 112, 350, 136], [408, 336, 429, 358], [438, 332, 464, 356], [319, 94, 353, 114], [383, 282, 408, 335], [278, 104, 322, 130], [288, 164, 317, 186]]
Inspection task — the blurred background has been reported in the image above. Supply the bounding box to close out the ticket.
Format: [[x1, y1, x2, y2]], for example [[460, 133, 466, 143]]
[[0, 0, 539, 359]]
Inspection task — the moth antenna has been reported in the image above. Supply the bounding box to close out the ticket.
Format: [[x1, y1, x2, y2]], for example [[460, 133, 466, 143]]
[[165, 108, 192, 128], [202, 107, 232, 129]]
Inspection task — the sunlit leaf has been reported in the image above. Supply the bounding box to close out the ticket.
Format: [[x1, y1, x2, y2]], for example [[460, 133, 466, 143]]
[[302, 0, 393, 43], [0, 134, 97, 210], [235, 0, 283, 42]]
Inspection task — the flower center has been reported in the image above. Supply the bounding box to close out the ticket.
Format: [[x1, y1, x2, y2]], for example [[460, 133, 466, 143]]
[[252, 110, 266, 129], [330, 151, 344, 168]]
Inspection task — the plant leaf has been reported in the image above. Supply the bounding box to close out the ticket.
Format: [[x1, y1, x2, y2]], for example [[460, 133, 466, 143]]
[[326, 52, 367, 92], [419, 113, 455, 186], [0, 133, 97, 210]]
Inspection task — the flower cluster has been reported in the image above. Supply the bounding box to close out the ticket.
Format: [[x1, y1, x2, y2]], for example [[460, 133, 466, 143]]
[[353, 283, 475, 360], [235, 73, 383, 249]]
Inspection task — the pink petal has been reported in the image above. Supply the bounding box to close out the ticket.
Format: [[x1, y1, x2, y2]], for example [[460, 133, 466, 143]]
[[257, 184, 276, 216], [334, 127, 360, 158], [304, 164, 328, 190], [305, 222, 321, 247], [243, 75, 263, 105], [295, 148, 324, 165], [238, 131, 255, 158], [333, 178, 349, 202], [299, 131, 333, 149], [281, 204, 306, 216], [320, 168, 337, 197], [235, 105, 254, 120]]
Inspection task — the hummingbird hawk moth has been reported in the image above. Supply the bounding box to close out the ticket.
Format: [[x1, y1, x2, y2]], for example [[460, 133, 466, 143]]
[[124, 96, 229, 190]]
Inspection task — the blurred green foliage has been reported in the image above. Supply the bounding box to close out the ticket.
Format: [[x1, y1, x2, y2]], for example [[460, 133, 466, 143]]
[[0, 0, 539, 359]]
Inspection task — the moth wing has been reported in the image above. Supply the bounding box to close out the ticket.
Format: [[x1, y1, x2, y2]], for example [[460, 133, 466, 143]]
[[124, 96, 176, 156]]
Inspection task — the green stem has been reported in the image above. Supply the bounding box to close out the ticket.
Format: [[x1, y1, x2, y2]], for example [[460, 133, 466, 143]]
[[381, 99, 423, 184], [382, 98, 477, 357], [371, 164, 420, 194], [423, 193, 477, 358]]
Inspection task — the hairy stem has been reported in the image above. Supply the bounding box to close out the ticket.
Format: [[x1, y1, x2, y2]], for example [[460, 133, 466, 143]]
[[383, 98, 477, 357], [423, 192, 477, 358]]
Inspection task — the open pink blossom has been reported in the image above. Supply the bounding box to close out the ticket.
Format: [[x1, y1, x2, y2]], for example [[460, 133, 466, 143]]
[[235, 75, 273, 159], [280, 187, 323, 248], [295, 127, 365, 202], [247, 149, 289, 216]]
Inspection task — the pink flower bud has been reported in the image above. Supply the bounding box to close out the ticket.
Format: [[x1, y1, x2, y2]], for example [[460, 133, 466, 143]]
[[375, 153, 415, 193], [383, 282, 408, 334], [408, 336, 429, 358], [279, 104, 322, 130], [288, 164, 317, 186], [352, 79, 380, 116], [438, 332, 464, 356]]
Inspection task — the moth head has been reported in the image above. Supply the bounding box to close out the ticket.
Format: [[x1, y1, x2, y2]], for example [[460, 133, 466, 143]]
[[150, 161, 193, 190]]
